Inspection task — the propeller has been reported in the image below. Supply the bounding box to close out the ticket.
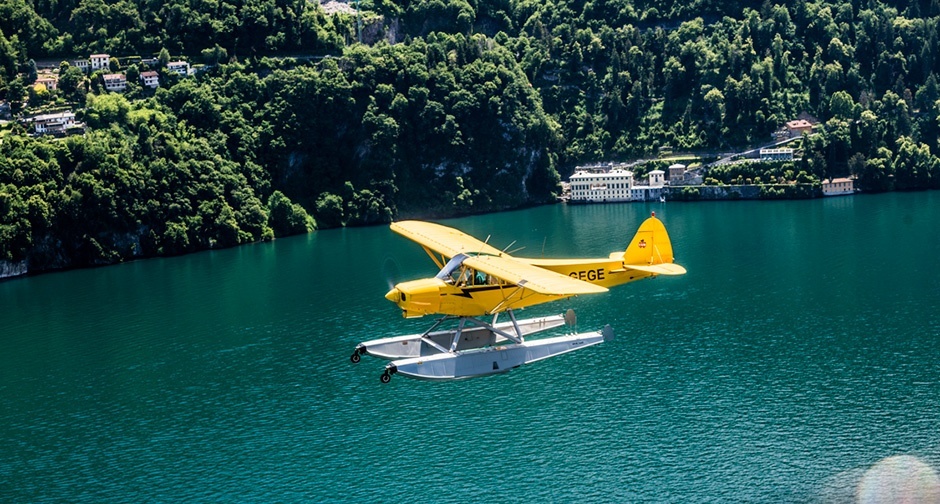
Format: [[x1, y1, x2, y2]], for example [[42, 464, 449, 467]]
[[382, 256, 402, 290]]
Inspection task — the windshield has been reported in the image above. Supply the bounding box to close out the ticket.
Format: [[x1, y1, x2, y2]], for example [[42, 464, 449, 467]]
[[435, 254, 468, 281]]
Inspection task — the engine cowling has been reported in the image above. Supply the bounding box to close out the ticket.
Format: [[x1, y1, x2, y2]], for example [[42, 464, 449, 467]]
[[385, 278, 446, 318]]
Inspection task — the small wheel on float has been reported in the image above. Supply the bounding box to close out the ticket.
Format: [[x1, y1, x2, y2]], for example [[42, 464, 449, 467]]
[[350, 352, 361, 364], [380, 372, 391, 384]]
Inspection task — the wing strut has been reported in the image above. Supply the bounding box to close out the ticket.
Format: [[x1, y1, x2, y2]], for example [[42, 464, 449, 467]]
[[420, 246, 446, 269], [490, 284, 525, 314]]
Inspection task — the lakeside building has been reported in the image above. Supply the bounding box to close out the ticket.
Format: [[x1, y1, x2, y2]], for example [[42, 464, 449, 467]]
[[569, 166, 634, 203], [668, 163, 686, 182], [667, 163, 703, 186], [568, 165, 665, 203], [759, 148, 794, 161], [631, 170, 665, 201], [822, 177, 855, 196]]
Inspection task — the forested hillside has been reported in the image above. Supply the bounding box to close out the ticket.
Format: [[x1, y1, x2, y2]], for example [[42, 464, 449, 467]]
[[2, 0, 940, 272]]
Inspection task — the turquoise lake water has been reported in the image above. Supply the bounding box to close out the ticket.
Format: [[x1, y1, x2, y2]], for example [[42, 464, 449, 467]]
[[3, 191, 940, 502]]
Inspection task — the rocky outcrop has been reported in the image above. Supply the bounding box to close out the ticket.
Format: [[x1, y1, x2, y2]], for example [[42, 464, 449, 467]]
[[0, 261, 28, 280]]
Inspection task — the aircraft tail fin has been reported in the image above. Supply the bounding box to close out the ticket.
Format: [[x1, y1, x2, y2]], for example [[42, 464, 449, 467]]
[[622, 214, 686, 275]]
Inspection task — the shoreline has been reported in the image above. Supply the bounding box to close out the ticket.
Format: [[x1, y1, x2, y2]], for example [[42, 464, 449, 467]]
[[4, 187, 925, 281]]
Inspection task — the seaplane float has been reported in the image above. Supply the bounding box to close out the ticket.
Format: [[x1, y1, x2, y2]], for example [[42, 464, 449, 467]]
[[351, 213, 686, 382]]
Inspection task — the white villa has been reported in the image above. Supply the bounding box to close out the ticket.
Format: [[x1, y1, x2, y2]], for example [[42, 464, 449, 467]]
[[140, 70, 159, 88], [22, 111, 77, 135], [167, 61, 190, 76], [569, 168, 634, 203], [568, 166, 666, 203], [90, 53, 110, 71]]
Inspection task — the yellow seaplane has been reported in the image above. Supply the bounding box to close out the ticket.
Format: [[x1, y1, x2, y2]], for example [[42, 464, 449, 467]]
[[351, 213, 686, 382]]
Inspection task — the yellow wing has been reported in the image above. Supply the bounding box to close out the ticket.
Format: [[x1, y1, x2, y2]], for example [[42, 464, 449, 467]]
[[390, 220, 505, 259], [463, 255, 608, 296]]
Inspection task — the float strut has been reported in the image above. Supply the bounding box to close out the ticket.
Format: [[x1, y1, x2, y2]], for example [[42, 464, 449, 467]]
[[350, 344, 364, 364], [380, 365, 397, 384]]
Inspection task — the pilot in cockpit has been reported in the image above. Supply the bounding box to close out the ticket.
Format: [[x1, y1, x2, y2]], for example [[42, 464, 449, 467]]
[[438, 256, 492, 287], [451, 267, 488, 287]]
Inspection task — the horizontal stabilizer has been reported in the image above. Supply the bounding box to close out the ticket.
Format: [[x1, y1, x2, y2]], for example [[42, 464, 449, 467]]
[[624, 263, 688, 275]]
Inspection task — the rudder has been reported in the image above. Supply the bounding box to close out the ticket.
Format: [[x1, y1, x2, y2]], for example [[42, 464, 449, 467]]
[[623, 214, 676, 267]]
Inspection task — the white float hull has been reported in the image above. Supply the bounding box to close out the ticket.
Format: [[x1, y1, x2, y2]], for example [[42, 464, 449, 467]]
[[386, 325, 613, 381], [358, 314, 567, 360]]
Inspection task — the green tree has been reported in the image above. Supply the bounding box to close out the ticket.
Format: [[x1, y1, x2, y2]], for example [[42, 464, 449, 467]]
[[0, 29, 18, 87], [315, 192, 344, 228], [0, 0, 58, 56], [829, 90, 857, 120], [268, 190, 315, 236], [857, 147, 895, 192], [879, 90, 913, 145], [894, 136, 935, 189], [158, 47, 170, 67], [916, 74, 939, 111], [57, 63, 87, 103], [28, 81, 52, 106], [84, 92, 131, 128], [200, 44, 228, 66], [6, 78, 26, 110], [125, 64, 140, 83], [25, 58, 37, 83]]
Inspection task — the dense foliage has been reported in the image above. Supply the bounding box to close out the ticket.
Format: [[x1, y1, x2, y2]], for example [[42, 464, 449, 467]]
[[0, 92, 315, 266], [3, 0, 940, 271], [499, 0, 940, 187], [0, 37, 560, 268]]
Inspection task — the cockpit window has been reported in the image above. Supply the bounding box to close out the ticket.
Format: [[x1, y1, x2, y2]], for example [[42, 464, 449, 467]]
[[434, 254, 493, 286], [436, 254, 468, 282]]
